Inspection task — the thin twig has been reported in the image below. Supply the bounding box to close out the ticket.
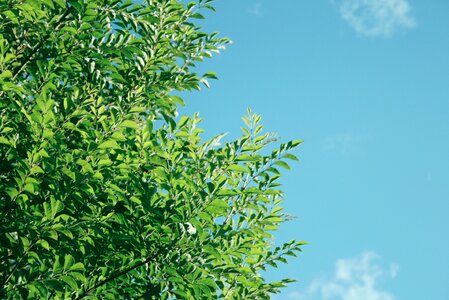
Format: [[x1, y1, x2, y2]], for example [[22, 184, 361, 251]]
[[12, 8, 72, 80], [74, 253, 158, 299]]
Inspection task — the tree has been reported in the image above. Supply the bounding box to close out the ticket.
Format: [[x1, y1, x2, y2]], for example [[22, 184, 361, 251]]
[[0, 0, 305, 299]]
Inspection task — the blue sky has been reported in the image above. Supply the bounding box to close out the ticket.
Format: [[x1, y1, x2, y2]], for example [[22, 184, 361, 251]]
[[179, 0, 449, 299]]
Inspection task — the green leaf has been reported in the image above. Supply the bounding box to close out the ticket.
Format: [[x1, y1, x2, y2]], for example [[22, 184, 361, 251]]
[[20, 236, 30, 248], [275, 161, 290, 170], [284, 153, 299, 161], [209, 199, 229, 209], [243, 187, 262, 194], [130, 106, 147, 113], [63, 255, 74, 271], [61, 276, 78, 290], [236, 154, 262, 161], [61, 26, 77, 35], [130, 196, 142, 204], [110, 72, 125, 82], [30, 165, 44, 174], [53, 0, 65, 7], [198, 278, 218, 289], [120, 120, 139, 129], [172, 289, 188, 298], [38, 239, 50, 250], [111, 131, 127, 141], [56, 228, 74, 239], [217, 189, 238, 196], [70, 262, 85, 271], [51, 198, 64, 217], [0, 136, 10, 145], [98, 140, 119, 149], [202, 71, 217, 79], [24, 183, 35, 194], [170, 95, 185, 106], [97, 159, 113, 166], [197, 212, 212, 222], [53, 256, 63, 273], [227, 164, 248, 173], [264, 189, 282, 195], [146, 119, 153, 132], [0, 70, 13, 79], [191, 13, 205, 19], [178, 116, 189, 128], [290, 140, 303, 147], [168, 276, 183, 284], [203, 245, 221, 260], [44, 230, 58, 241], [43, 202, 52, 220], [6, 187, 19, 199]]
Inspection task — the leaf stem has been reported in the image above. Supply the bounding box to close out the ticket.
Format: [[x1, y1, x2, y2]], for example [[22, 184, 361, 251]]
[[74, 253, 158, 299]]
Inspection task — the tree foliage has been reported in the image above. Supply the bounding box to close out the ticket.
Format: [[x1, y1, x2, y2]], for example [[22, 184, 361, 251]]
[[0, 0, 305, 298]]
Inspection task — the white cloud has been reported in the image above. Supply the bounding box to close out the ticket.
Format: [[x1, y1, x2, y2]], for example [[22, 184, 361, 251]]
[[248, 3, 263, 17], [338, 0, 416, 37], [288, 252, 398, 300], [322, 133, 362, 155], [389, 263, 400, 279]]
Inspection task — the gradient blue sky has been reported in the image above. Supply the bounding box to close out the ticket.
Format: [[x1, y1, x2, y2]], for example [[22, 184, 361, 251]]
[[179, 1, 449, 299]]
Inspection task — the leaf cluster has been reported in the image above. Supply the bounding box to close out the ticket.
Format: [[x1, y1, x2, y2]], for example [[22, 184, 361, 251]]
[[0, 0, 304, 299]]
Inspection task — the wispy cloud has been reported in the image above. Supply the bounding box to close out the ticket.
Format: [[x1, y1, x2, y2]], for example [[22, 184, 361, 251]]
[[337, 0, 416, 37], [248, 3, 263, 17], [322, 133, 363, 155], [287, 252, 398, 300], [426, 172, 432, 183], [389, 263, 400, 279]]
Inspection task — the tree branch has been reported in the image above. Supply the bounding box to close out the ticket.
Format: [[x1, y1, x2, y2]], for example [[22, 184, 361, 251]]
[[74, 253, 158, 299], [12, 7, 72, 80], [1, 239, 36, 288]]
